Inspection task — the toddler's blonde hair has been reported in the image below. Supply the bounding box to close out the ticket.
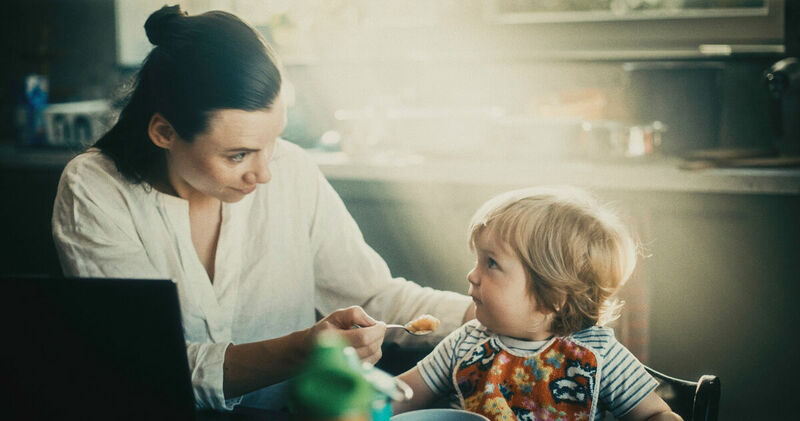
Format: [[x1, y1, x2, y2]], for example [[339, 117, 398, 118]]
[[468, 186, 637, 336]]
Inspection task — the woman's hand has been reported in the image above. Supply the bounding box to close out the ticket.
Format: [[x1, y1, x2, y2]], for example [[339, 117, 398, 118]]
[[304, 306, 387, 364], [223, 306, 386, 399]]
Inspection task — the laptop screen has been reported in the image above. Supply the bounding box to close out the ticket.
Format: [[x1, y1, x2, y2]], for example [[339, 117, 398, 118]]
[[0, 277, 195, 420]]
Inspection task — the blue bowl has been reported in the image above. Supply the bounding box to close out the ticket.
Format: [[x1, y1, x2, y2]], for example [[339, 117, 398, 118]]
[[391, 408, 489, 421]]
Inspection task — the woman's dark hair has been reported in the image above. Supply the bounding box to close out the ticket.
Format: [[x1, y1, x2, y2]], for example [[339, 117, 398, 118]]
[[94, 5, 282, 184]]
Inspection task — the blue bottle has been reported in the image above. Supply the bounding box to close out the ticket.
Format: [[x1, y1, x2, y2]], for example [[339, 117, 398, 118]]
[[16, 74, 49, 147]]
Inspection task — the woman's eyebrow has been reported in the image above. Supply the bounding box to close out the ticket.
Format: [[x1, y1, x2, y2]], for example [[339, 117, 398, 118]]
[[223, 147, 260, 153]]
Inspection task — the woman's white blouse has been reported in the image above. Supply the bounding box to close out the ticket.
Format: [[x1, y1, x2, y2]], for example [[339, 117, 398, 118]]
[[52, 139, 471, 410]]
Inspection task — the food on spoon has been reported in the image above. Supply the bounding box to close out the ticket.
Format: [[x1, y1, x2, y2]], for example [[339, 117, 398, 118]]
[[405, 314, 441, 333]]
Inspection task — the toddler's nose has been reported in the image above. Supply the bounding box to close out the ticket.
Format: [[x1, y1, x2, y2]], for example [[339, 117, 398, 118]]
[[467, 267, 479, 286]]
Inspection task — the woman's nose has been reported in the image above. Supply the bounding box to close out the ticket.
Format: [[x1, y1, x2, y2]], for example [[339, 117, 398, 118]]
[[246, 153, 272, 184], [254, 164, 271, 184]]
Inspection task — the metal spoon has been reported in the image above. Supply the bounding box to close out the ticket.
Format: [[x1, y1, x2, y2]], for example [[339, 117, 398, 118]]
[[385, 323, 434, 336], [353, 323, 434, 336]]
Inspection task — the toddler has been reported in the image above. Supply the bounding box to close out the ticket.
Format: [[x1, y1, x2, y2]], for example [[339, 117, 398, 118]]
[[394, 187, 681, 420]]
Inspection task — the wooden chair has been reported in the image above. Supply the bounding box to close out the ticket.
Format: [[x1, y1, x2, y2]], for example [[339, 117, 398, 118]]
[[644, 366, 720, 421]]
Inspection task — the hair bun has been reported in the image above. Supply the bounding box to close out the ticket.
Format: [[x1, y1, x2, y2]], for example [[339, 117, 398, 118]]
[[144, 5, 186, 46]]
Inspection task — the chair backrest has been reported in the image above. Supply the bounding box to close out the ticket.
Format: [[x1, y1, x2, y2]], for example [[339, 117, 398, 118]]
[[644, 366, 721, 421]]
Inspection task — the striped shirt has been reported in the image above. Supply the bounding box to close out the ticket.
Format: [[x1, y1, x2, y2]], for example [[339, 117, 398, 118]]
[[417, 320, 658, 420]]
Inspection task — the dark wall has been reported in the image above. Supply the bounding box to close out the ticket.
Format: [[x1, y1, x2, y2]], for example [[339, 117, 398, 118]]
[[0, 166, 64, 276], [1, 0, 126, 141]]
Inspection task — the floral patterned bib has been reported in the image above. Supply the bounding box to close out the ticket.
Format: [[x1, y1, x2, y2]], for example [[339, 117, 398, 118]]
[[454, 337, 600, 421]]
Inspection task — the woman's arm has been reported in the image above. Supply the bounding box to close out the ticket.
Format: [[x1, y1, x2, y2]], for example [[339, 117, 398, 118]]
[[308, 170, 472, 346], [392, 367, 438, 415], [223, 306, 387, 399], [620, 391, 683, 421]]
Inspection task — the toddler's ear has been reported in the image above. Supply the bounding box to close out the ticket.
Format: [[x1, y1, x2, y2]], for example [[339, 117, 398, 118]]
[[554, 295, 567, 313]]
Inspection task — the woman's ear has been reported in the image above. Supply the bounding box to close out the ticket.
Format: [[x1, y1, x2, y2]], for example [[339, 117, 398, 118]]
[[148, 113, 177, 150]]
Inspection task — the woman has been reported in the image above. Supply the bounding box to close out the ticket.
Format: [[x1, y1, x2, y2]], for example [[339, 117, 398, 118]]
[[52, 5, 474, 411]]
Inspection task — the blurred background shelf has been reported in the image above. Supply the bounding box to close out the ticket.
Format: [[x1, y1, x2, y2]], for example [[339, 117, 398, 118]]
[[3, 143, 799, 195]]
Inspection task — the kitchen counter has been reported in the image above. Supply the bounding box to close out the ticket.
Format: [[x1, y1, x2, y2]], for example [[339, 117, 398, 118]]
[[310, 151, 800, 196], [1, 143, 798, 195], [0, 144, 80, 170]]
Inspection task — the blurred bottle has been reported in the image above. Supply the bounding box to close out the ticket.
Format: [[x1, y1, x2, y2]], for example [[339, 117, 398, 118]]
[[289, 331, 373, 421], [361, 360, 413, 421], [15, 74, 49, 147]]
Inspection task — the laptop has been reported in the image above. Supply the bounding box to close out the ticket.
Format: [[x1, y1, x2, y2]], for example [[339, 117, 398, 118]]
[[0, 277, 196, 420]]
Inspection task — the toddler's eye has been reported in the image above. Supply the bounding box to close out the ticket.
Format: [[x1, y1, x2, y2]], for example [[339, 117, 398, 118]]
[[230, 152, 248, 162], [487, 257, 498, 269]]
